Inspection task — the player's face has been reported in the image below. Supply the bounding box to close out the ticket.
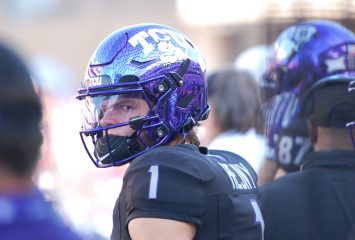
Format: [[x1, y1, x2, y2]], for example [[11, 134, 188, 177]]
[[99, 96, 149, 136]]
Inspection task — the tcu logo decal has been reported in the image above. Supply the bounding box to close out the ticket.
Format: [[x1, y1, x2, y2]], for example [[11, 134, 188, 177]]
[[84, 75, 111, 87], [276, 25, 317, 60], [289, 25, 317, 45], [128, 28, 191, 56]]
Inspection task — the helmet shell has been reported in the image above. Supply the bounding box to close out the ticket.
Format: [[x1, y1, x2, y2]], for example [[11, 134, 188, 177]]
[[264, 20, 355, 95]]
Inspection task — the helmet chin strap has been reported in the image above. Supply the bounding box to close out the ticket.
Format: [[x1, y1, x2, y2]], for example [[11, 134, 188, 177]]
[[94, 134, 142, 164]]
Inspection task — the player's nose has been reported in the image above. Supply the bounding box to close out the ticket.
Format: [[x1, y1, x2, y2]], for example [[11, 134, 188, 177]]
[[100, 109, 115, 127]]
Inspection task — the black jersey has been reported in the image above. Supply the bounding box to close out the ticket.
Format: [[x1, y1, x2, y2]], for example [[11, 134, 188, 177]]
[[111, 144, 264, 240], [259, 150, 355, 240], [274, 118, 312, 172]]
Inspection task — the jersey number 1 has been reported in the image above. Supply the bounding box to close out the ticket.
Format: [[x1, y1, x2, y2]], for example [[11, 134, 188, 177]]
[[148, 165, 159, 199], [250, 199, 265, 240]]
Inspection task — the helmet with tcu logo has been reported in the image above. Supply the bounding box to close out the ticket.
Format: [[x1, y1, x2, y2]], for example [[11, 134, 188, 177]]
[[77, 23, 209, 167], [262, 20, 355, 152], [264, 20, 355, 97]]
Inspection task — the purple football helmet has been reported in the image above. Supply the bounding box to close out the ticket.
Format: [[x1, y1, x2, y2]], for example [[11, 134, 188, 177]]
[[77, 23, 209, 167], [264, 20, 355, 96], [263, 20, 355, 151]]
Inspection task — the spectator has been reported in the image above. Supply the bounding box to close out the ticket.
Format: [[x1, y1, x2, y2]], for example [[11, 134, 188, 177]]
[[0, 42, 82, 239], [199, 67, 265, 171]]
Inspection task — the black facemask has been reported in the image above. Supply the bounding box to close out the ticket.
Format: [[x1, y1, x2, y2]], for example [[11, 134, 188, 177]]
[[94, 134, 142, 164]]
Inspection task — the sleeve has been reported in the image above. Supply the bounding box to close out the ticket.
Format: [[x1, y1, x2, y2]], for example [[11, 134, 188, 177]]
[[264, 143, 277, 161], [123, 162, 207, 227], [262, 93, 300, 162]]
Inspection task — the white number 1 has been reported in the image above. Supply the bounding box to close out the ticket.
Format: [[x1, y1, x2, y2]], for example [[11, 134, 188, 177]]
[[250, 199, 265, 240], [148, 165, 159, 199]]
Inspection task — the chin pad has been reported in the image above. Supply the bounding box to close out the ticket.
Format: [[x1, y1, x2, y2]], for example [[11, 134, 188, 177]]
[[94, 135, 134, 164]]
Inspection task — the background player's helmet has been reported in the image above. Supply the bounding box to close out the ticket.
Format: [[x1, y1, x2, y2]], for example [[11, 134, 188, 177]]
[[264, 20, 355, 97], [262, 20, 355, 161], [346, 81, 355, 146], [77, 23, 209, 168]]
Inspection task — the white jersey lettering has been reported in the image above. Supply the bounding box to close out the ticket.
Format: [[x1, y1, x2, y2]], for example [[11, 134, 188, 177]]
[[217, 162, 256, 190]]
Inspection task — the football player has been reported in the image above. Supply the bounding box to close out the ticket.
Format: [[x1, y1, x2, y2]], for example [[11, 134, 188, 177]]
[[236, 45, 313, 184], [258, 104, 312, 184], [0, 42, 82, 239], [258, 20, 355, 240], [77, 23, 264, 240]]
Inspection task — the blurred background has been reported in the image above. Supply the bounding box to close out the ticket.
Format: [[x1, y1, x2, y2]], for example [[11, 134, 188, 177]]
[[1, 0, 355, 238]]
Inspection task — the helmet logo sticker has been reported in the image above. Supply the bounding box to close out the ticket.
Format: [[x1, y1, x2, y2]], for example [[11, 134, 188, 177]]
[[157, 40, 187, 63], [325, 56, 346, 73], [84, 75, 111, 87], [289, 25, 317, 45], [128, 28, 190, 56], [276, 25, 317, 60], [320, 43, 355, 75], [128, 31, 155, 55], [348, 44, 355, 69]]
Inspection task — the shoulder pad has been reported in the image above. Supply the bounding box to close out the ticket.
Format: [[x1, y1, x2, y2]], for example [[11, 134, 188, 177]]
[[129, 145, 215, 182]]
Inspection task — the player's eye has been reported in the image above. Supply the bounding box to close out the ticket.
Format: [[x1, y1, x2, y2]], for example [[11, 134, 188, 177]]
[[118, 105, 133, 112], [109, 102, 135, 113]]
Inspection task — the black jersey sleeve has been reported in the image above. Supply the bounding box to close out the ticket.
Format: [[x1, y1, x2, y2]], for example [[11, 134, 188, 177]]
[[121, 145, 215, 227]]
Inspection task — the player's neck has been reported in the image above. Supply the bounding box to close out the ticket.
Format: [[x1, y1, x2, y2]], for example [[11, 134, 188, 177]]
[[167, 134, 196, 146], [314, 127, 353, 151], [168, 135, 189, 146]]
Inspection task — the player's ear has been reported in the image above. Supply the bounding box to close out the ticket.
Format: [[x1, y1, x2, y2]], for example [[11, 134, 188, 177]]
[[307, 118, 317, 145]]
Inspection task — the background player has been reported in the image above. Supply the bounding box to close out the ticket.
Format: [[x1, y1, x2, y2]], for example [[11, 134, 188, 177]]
[[258, 103, 312, 183], [258, 20, 355, 239], [234, 45, 312, 184]]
